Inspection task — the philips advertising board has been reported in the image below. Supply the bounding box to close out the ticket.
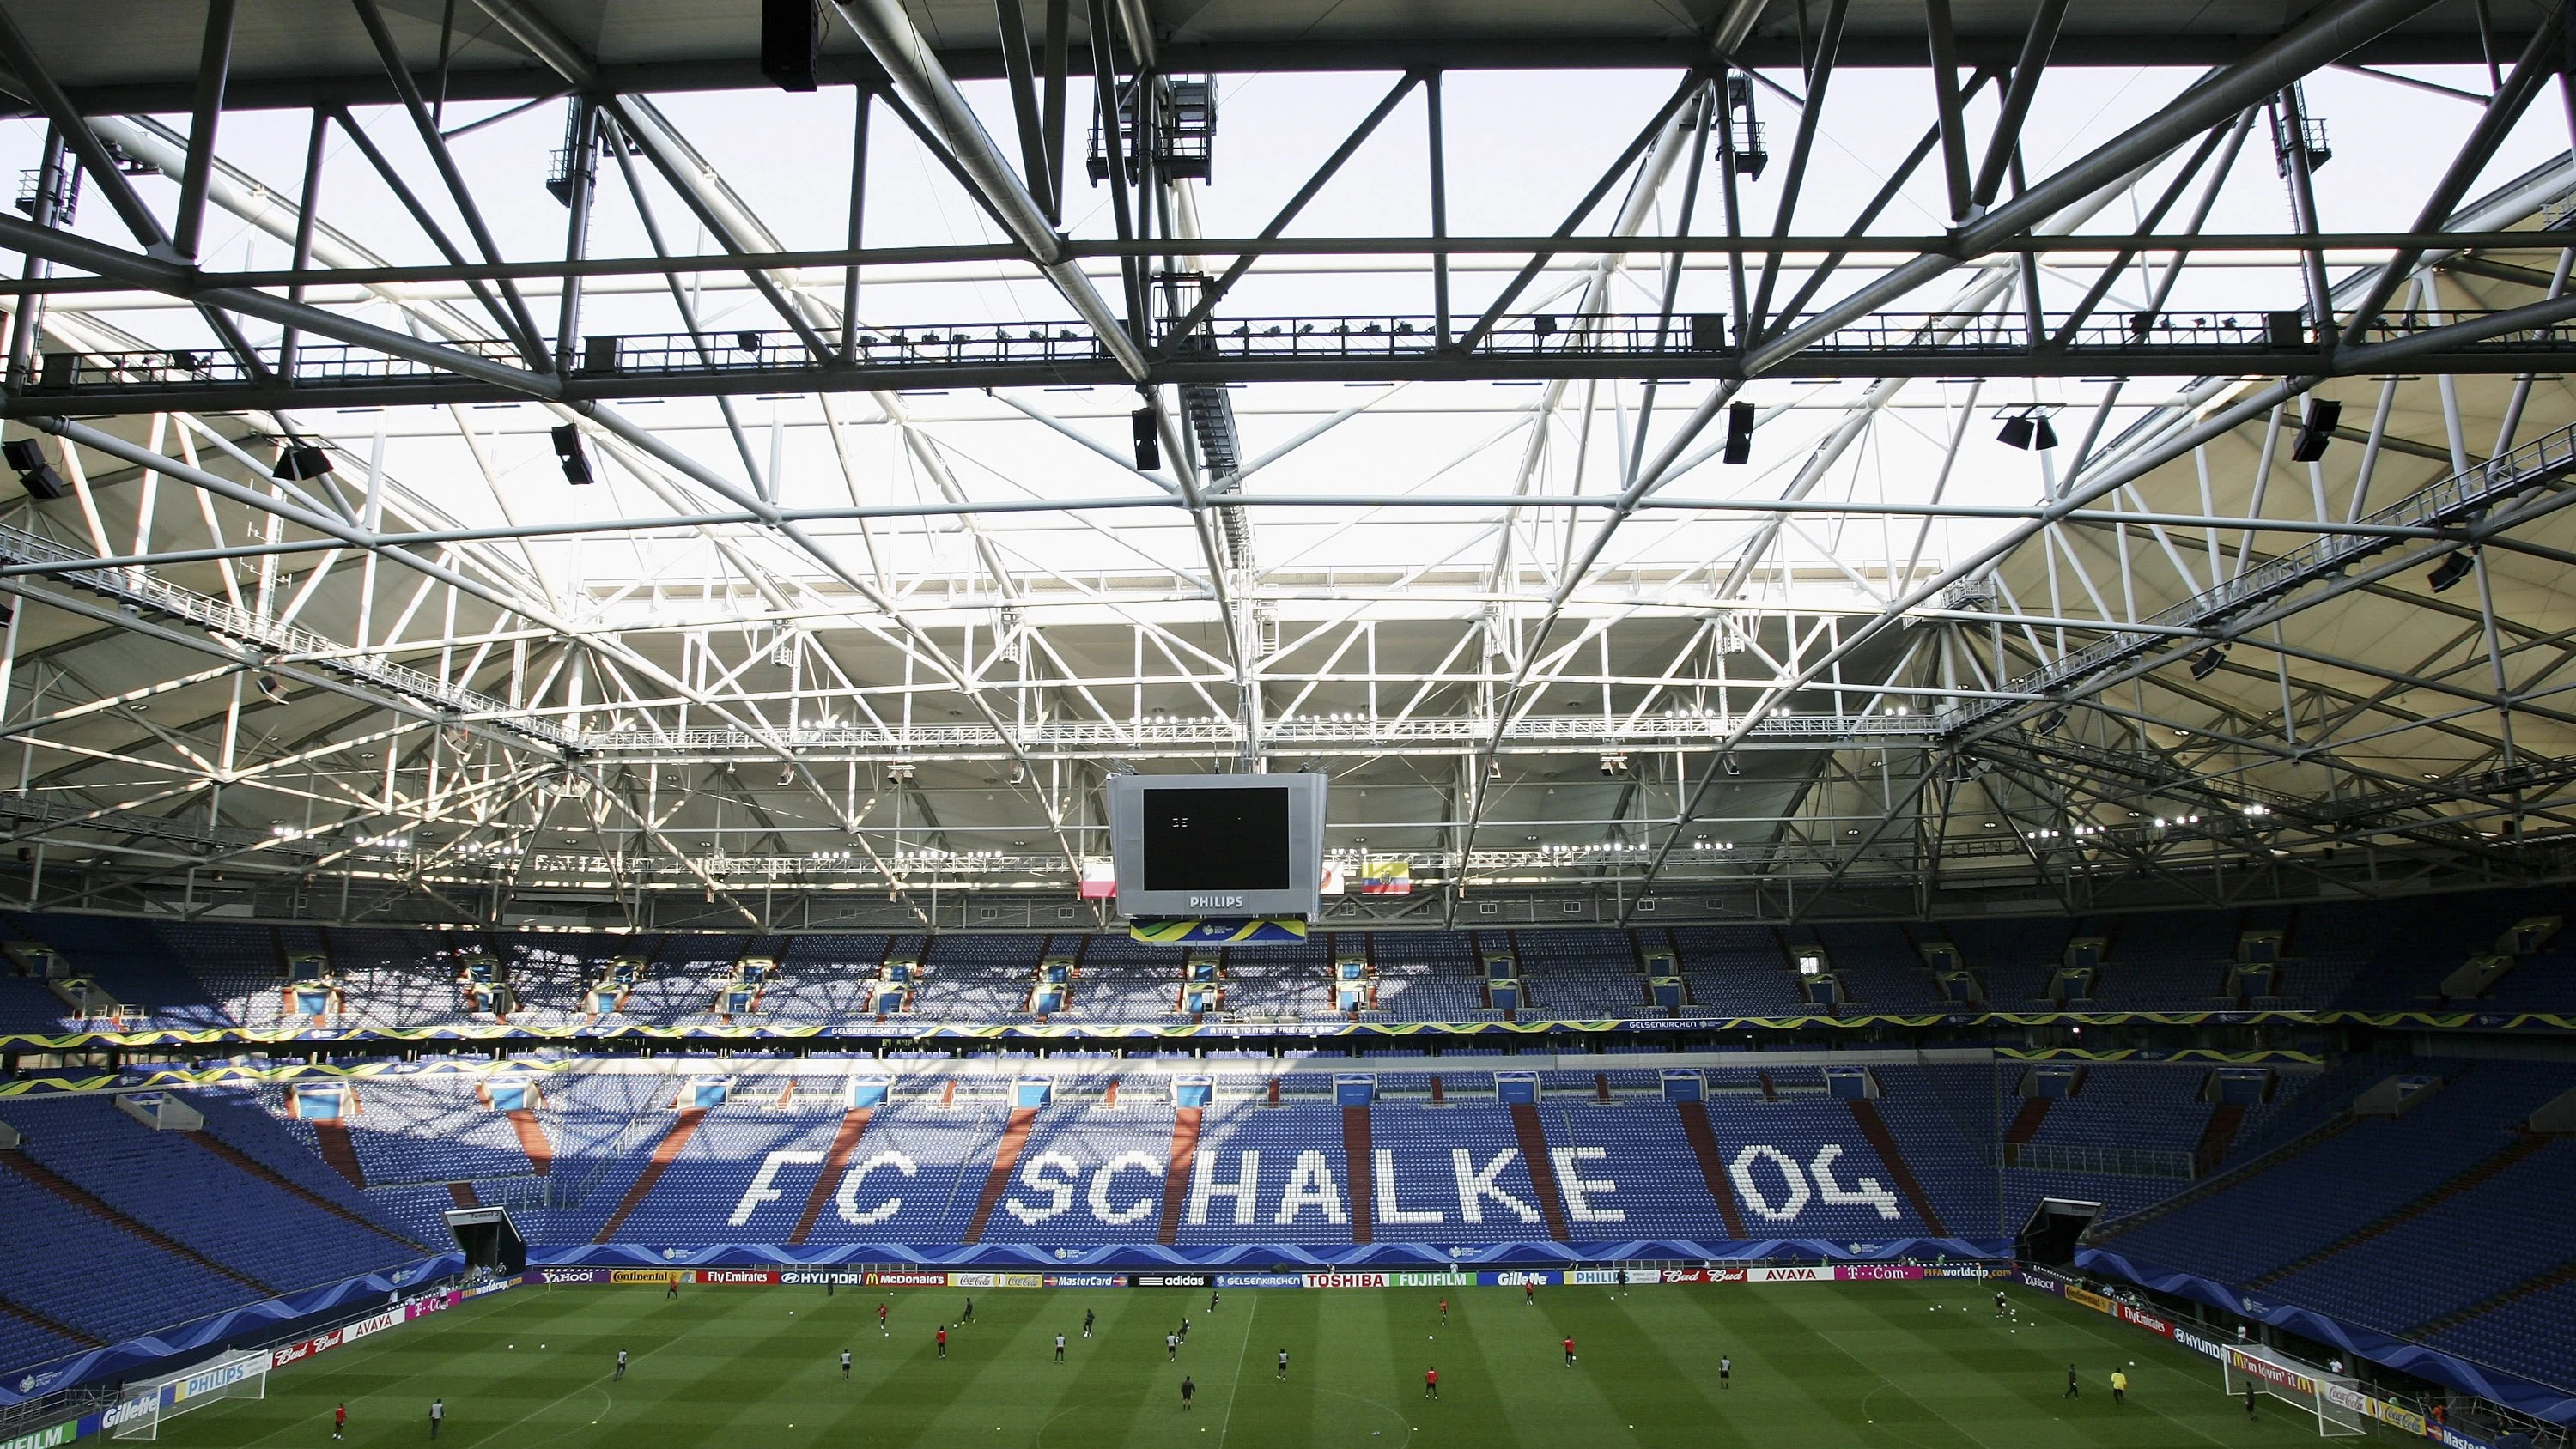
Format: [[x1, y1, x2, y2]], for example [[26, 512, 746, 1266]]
[[1107, 773, 1326, 919]]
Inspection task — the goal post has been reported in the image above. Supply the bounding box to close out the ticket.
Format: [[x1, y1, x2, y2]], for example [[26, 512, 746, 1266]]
[[108, 1349, 270, 1440], [2221, 1345, 2366, 1438]]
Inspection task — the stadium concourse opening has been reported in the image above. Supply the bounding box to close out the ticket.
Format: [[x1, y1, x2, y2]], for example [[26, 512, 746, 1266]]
[[1, 0, 2575, 1445]]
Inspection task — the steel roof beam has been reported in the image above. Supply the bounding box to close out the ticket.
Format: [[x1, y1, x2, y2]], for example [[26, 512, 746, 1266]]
[[828, 0, 1146, 379], [3, 33, 2543, 123], [1743, 0, 2447, 377], [0, 3, 269, 382]]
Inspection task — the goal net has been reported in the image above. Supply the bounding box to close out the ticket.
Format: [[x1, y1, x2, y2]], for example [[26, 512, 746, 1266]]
[[2222, 1344, 2366, 1437], [109, 1349, 270, 1440]]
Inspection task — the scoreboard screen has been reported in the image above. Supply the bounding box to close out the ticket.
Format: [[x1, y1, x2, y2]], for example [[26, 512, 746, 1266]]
[[1107, 773, 1326, 918]]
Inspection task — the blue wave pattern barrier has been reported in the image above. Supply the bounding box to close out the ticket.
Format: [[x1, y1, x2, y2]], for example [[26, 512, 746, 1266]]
[[0, 1254, 461, 1407], [2079, 1248, 2576, 1426]]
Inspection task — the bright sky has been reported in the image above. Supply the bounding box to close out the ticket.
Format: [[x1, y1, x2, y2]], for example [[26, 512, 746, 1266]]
[[3, 58, 2565, 616]]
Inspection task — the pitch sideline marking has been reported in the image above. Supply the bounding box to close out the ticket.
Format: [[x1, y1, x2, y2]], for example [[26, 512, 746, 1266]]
[[1213, 1294, 1259, 1449]]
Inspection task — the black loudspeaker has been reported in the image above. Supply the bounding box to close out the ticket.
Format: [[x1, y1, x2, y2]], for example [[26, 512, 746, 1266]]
[[1131, 408, 1161, 471], [3, 439, 64, 500], [272, 445, 334, 481], [2289, 398, 2342, 464], [761, 0, 819, 92], [1722, 402, 1754, 464], [551, 424, 594, 485]]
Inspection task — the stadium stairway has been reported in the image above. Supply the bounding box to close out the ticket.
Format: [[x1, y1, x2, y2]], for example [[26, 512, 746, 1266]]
[[0, 1294, 102, 1349], [2193, 1102, 2247, 1175], [960, 1108, 1037, 1243], [311, 1120, 367, 1189], [592, 1107, 707, 1243], [0, 1151, 271, 1291], [2248, 1134, 2559, 1289], [2093, 1113, 2358, 1239], [2413, 1252, 2576, 1337], [1157, 1107, 1200, 1247], [1506, 1102, 1572, 1240], [1343, 1106, 1374, 1244], [1844, 1099, 1947, 1234], [2002, 1098, 2051, 1148], [446, 1182, 478, 1209], [188, 1134, 426, 1252], [787, 1107, 874, 1246], [1673, 1100, 1748, 1237], [507, 1109, 553, 1175]]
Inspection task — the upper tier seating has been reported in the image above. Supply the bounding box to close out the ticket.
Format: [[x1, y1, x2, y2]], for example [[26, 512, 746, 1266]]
[[3, 888, 2572, 1034]]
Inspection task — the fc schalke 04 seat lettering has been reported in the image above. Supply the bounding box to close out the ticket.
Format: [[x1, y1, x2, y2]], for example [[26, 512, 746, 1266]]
[[720, 1140, 1908, 1229]]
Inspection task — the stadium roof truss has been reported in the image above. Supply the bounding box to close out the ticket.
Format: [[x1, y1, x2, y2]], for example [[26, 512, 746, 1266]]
[[0, 0, 2569, 931]]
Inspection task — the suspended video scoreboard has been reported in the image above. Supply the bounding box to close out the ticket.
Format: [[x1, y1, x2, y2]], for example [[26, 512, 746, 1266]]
[[1107, 773, 1327, 925]]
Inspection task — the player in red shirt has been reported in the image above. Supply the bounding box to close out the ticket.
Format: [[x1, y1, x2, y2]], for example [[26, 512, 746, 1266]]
[[333, 1404, 347, 1441], [1438, 1297, 1449, 1324], [1424, 1367, 1439, 1399], [878, 1302, 889, 1334], [936, 1328, 947, 1359], [1563, 1336, 1577, 1367]]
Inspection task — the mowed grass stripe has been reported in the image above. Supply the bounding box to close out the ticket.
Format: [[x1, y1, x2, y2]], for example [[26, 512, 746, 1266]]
[[1218, 1287, 1319, 1449], [1035, 1288, 1166, 1449], [1668, 1284, 1971, 1446], [1589, 1277, 1755, 1449], [1291, 1290, 1415, 1449], [1835, 1289, 2097, 1448], [154, 1284, 2332, 1449], [1493, 1289, 1654, 1449]]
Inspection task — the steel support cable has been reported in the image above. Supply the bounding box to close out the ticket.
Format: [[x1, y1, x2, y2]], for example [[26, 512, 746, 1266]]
[[451, 0, 1103, 834], [1741, 0, 2448, 378], [828, 0, 1149, 379], [2336, 9, 2567, 344], [0, 2, 270, 381], [574, 403, 1092, 875], [346, 0, 555, 373], [437, 14, 1166, 861], [1617, 379, 2304, 919], [459, 0, 832, 356], [1619, 214, 2505, 919], [34, 24, 1089, 876], [13, 416, 914, 896]]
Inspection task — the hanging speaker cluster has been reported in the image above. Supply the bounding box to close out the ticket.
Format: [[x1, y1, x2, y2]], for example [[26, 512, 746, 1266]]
[[760, 0, 819, 92], [2289, 398, 2342, 463], [1131, 408, 1161, 470], [1722, 402, 1754, 464], [2, 439, 65, 500], [552, 424, 595, 485], [1996, 409, 2057, 451]]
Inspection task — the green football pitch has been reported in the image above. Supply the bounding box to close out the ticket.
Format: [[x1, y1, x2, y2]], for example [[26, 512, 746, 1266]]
[[165, 1280, 2329, 1449]]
